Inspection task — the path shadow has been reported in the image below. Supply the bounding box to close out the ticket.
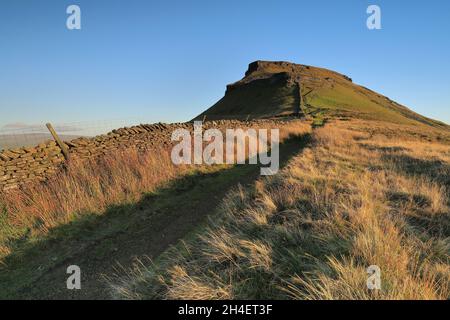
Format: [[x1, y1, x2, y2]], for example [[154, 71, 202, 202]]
[[0, 133, 310, 299], [382, 153, 450, 238]]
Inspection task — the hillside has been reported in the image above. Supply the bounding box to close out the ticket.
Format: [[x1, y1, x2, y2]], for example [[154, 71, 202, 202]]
[[197, 61, 449, 129]]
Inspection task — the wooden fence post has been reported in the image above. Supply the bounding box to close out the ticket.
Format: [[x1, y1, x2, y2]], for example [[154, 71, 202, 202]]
[[46, 123, 70, 160]]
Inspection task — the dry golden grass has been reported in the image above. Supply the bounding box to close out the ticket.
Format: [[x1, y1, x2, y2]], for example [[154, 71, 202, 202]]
[[0, 146, 187, 258], [113, 120, 450, 300]]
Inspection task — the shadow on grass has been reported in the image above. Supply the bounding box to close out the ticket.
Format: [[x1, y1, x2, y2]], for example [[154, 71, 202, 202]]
[[360, 144, 409, 153], [382, 153, 450, 187], [382, 153, 450, 238], [0, 133, 310, 299]]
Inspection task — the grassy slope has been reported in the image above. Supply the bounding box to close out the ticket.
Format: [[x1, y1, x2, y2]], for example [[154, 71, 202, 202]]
[[304, 79, 447, 128], [306, 83, 415, 123], [196, 77, 297, 120], [113, 120, 450, 300]]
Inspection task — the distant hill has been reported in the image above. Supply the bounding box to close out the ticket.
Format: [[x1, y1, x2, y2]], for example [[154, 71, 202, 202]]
[[0, 133, 85, 151], [196, 60, 449, 129]]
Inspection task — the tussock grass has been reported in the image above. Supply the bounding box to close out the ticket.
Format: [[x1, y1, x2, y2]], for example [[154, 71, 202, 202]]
[[113, 120, 450, 300]]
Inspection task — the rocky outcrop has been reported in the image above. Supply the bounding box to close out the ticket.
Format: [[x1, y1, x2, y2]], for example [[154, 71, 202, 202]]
[[195, 60, 355, 121]]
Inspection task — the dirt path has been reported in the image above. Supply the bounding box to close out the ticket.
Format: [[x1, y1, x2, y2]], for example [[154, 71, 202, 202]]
[[0, 135, 308, 299]]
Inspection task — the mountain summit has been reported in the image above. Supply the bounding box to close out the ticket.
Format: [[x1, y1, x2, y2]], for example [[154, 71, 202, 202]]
[[197, 60, 447, 128]]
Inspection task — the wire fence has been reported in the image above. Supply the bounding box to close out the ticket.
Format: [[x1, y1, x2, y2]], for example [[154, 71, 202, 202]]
[[0, 118, 162, 151]]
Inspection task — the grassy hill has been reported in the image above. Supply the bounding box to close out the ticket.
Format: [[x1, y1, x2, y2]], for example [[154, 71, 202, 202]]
[[197, 61, 449, 130]]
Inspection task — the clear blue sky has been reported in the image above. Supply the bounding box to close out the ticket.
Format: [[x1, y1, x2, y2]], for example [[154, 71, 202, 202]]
[[1, 0, 449, 127]]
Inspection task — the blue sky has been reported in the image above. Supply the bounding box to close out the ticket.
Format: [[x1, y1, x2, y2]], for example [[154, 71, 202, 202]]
[[1, 0, 449, 128]]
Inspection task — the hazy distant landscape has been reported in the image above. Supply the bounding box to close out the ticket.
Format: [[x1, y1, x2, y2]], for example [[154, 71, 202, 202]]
[[0, 133, 87, 150]]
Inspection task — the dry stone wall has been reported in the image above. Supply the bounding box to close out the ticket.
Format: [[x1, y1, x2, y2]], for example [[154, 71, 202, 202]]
[[0, 141, 65, 191], [0, 120, 286, 191]]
